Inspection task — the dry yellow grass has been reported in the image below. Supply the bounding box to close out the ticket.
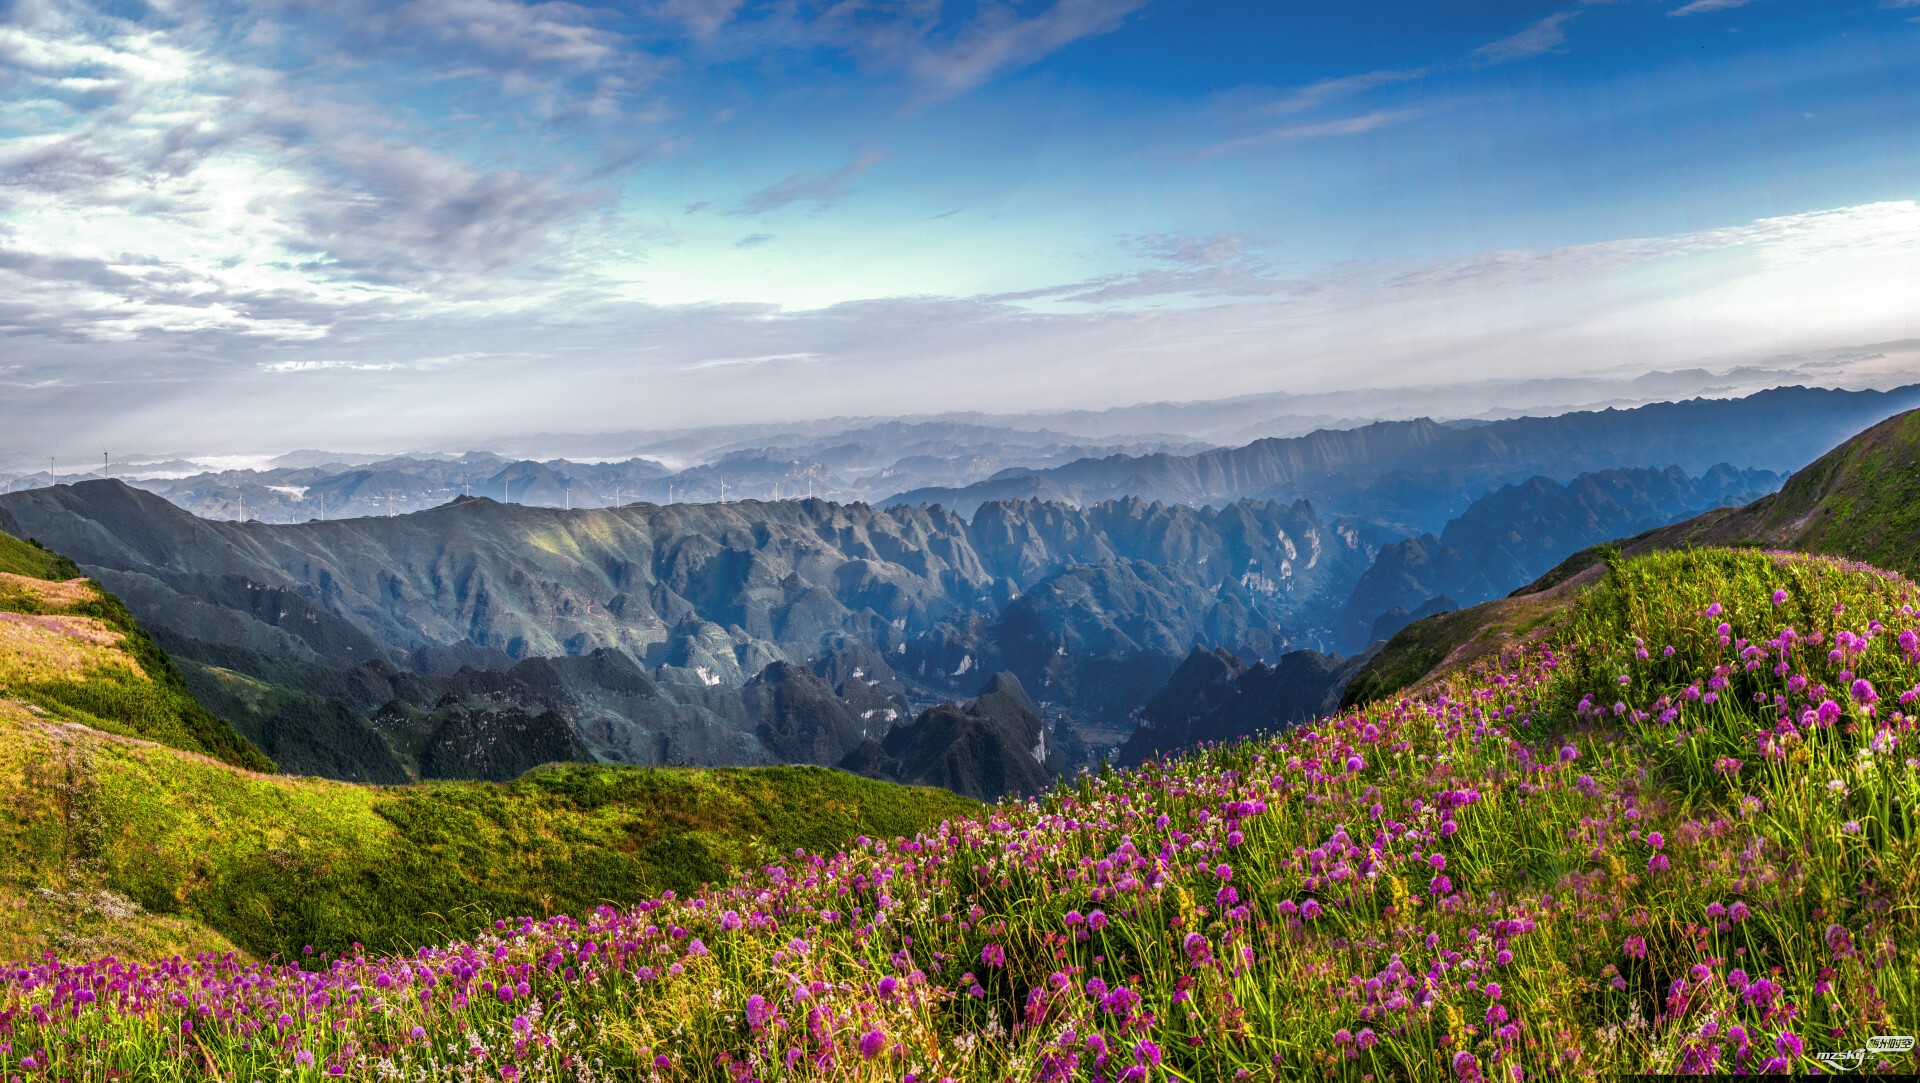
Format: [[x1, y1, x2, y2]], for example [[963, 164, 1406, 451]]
[[0, 611, 144, 682], [0, 572, 99, 609]]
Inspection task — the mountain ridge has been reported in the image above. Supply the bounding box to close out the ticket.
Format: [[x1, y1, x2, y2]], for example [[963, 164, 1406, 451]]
[[886, 384, 1920, 522]]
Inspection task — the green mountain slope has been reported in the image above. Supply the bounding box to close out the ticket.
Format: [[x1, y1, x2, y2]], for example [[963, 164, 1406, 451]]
[[1652, 406, 1920, 575], [0, 531, 270, 771], [1346, 407, 1920, 705], [2, 704, 975, 961]]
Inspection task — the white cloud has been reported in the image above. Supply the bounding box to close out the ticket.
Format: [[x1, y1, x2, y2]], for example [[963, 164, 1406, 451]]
[[902, 0, 1152, 100], [0, 0, 608, 348], [1475, 11, 1577, 63], [735, 151, 886, 214], [1670, 0, 1756, 14], [1210, 107, 1427, 153], [1255, 68, 1431, 117], [260, 360, 403, 372], [797, 0, 1152, 103], [398, 0, 624, 69]]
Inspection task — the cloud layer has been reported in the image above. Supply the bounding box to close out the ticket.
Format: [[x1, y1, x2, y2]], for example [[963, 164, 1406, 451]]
[[0, 0, 1914, 455]]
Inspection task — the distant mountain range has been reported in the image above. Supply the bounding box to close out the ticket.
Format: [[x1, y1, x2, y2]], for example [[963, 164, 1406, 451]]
[[1330, 463, 1781, 650], [0, 483, 1369, 787], [887, 384, 1920, 529], [3, 383, 1910, 798], [2, 423, 1211, 523], [10, 381, 1904, 529]]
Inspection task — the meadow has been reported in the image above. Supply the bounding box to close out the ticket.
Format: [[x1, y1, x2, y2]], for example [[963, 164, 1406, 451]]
[[3, 547, 1917, 1080]]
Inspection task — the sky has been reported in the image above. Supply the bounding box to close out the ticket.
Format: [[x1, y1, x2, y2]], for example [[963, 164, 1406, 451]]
[[1, 0, 1918, 455]]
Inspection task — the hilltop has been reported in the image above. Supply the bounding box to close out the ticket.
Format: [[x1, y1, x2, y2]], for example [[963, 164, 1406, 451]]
[[1651, 406, 1920, 576]]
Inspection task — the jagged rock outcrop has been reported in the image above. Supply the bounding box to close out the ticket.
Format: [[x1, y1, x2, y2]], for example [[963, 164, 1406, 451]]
[[841, 672, 1057, 801]]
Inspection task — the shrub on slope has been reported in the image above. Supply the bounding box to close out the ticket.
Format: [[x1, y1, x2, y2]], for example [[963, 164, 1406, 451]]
[[4, 547, 1915, 1080]]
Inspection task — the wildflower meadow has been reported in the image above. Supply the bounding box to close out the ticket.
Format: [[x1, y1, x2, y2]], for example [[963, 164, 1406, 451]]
[[3, 547, 1917, 1080]]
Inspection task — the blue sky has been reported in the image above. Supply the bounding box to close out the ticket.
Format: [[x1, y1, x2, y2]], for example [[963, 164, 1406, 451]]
[[1, 0, 1917, 452]]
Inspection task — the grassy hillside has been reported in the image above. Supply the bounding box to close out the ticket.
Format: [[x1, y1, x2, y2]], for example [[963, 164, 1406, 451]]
[[172, 659, 413, 783], [1655, 407, 1920, 577], [1347, 408, 1920, 706], [0, 700, 976, 962], [6, 545, 1916, 1079], [0, 532, 270, 771]]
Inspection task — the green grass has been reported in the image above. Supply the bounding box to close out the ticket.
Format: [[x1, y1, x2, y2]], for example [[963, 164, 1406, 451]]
[[1, 708, 978, 962], [173, 659, 412, 783], [0, 533, 272, 772], [1645, 408, 1920, 580], [1747, 409, 1920, 576], [0, 532, 84, 580]]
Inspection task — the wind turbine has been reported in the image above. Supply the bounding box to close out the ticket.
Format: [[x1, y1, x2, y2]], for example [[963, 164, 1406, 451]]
[[48, 456, 55, 484], [102, 449, 112, 480]]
